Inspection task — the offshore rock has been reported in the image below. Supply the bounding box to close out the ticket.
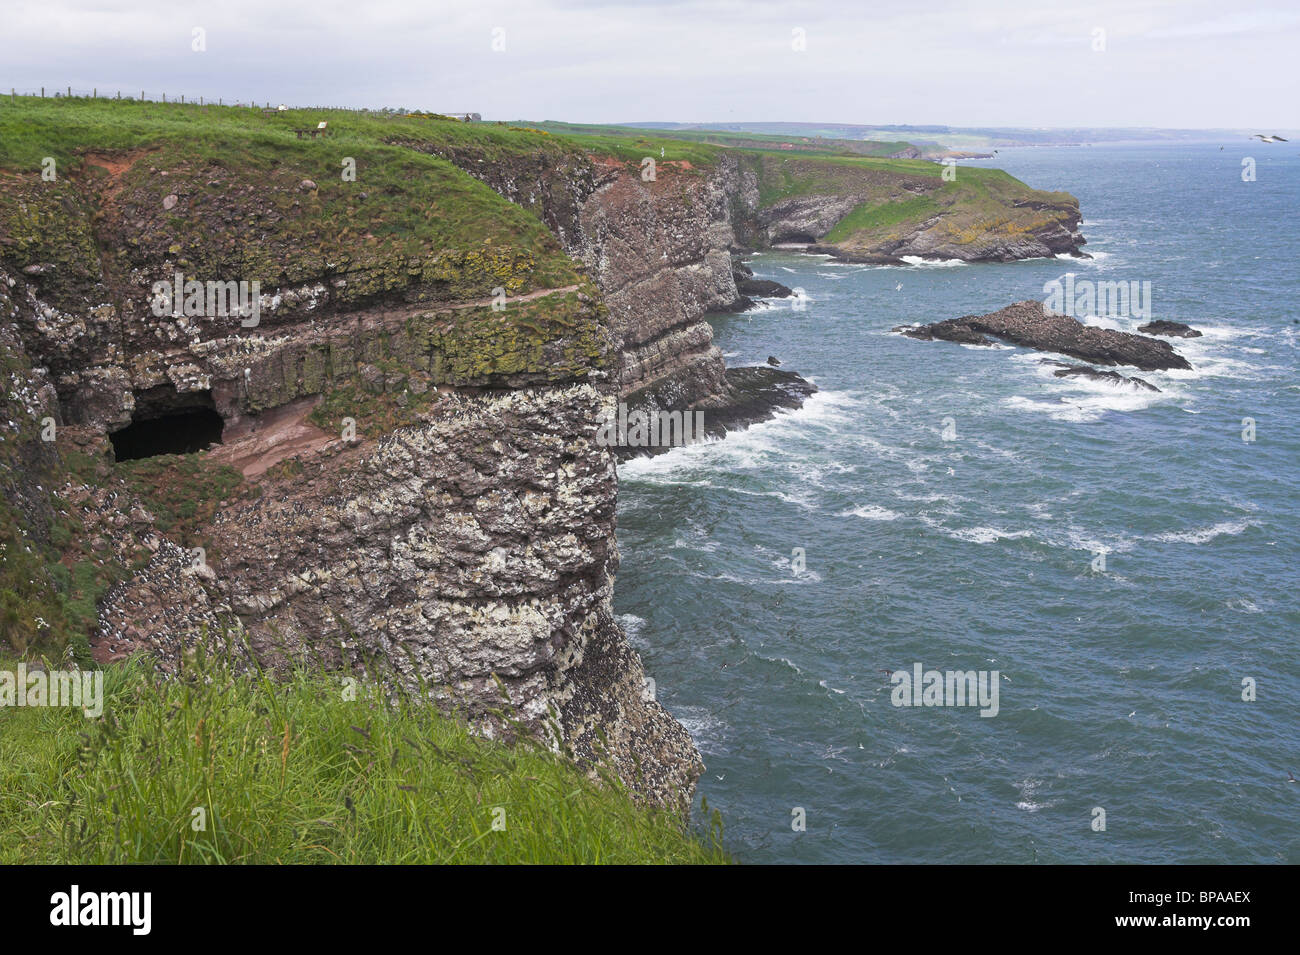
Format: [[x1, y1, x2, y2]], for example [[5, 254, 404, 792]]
[[895, 300, 1192, 371]]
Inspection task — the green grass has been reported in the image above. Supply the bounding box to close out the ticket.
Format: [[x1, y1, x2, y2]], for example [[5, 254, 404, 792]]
[[824, 193, 943, 241], [0, 96, 583, 300], [524, 128, 725, 167], [747, 150, 1078, 251], [520, 120, 914, 160], [116, 453, 255, 545], [0, 652, 728, 864], [0, 96, 581, 175]]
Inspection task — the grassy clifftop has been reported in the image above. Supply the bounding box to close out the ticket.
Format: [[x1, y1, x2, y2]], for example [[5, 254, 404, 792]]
[[0, 654, 727, 864], [0, 96, 1081, 282], [519, 119, 914, 161], [743, 151, 1082, 259], [0, 96, 585, 313]]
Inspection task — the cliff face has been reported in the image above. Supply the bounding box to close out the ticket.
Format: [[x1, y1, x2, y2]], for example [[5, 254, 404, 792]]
[[404, 142, 750, 411], [0, 122, 703, 812], [426, 142, 1086, 413], [0, 105, 1089, 817], [738, 153, 1086, 264]]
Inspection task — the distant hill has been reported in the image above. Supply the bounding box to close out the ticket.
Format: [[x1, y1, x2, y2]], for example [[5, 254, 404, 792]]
[[623, 121, 1297, 151]]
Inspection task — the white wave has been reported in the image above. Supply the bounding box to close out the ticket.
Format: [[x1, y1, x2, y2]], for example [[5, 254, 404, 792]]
[[672, 531, 719, 553], [687, 566, 823, 585], [918, 515, 1034, 544], [1161, 355, 1265, 383], [899, 255, 967, 268], [1147, 519, 1255, 545], [617, 389, 861, 482], [673, 705, 726, 755], [1048, 527, 1137, 556], [1014, 777, 1058, 813], [1187, 323, 1265, 342], [892, 488, 965, 506], [1227, 597, 1264, 614], [1002, 387, 1162, 423], [840, 504, 902, 521], [1065, 249, 1113, 264]]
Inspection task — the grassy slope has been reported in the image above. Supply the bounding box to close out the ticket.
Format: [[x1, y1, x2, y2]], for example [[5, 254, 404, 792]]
[[0, 97, 584, 296], [747, 151, 1078, 251], [0, 97, 1072, 275], [521, 119, 912, 159], [0, 655, 727, 863], [517, 122, 1076, 254]]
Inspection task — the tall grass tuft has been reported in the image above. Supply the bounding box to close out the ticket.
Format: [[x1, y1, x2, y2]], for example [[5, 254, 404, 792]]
[[0, 651, 728, 864]]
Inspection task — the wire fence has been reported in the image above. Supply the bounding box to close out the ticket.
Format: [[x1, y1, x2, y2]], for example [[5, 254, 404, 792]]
[[2, 85, 478, 119]]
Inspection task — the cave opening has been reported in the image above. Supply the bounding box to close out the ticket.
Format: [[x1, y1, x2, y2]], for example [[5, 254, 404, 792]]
[[773, 231, 818, 245], [109, 387, 225, 461]]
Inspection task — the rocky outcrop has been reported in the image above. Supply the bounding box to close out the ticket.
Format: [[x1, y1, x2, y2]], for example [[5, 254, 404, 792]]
[[0, 141, 703, 813], [1040, 359, 1160, 392], [417, 145, 820, 444], [896, 300, 1193, 371], [425, 144, 1086, 418], [735, 154, 1087, 264], [728, 256, 793, 303], [1137, 319, 1202, 338]]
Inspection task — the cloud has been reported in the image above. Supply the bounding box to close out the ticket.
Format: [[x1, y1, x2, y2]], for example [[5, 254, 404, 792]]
[[2, 0, 1297, 126]]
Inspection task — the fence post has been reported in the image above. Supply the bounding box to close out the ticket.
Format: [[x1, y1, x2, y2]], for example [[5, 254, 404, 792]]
[[163, 92, 166, 102], [93, 88, 97, 98], [41, 87, 44, 97], [67, 86, 71, 97]]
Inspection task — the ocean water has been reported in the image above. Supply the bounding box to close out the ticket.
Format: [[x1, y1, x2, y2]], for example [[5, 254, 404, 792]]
[[614, 143, 1300, 864]]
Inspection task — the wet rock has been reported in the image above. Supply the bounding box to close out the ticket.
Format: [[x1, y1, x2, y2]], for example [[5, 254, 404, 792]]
[[738, 277, 794, 298], [1040, 359, 1161, 392], [1137, 319, 1203, 338], [896, 300, 1192, 371]]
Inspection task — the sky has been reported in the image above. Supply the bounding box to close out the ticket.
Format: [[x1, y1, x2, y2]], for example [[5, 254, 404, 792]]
[[3, 0, 1298, 129]]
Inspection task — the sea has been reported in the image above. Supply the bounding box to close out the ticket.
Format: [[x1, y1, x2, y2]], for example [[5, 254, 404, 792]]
[[614, 142, 1299, 864]]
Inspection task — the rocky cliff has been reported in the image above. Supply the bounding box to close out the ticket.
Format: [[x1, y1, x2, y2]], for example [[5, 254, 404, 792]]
[[419, 139, 1086, 417], [0, 104, 704, 812], [0, 102, 1090, 816]]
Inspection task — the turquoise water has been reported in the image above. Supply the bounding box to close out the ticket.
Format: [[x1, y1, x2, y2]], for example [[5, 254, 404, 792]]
[[614, 143, 1300, 864]]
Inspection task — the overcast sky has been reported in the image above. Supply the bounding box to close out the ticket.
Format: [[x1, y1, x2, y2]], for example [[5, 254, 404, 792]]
[[5, 0, 1298, 128]]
